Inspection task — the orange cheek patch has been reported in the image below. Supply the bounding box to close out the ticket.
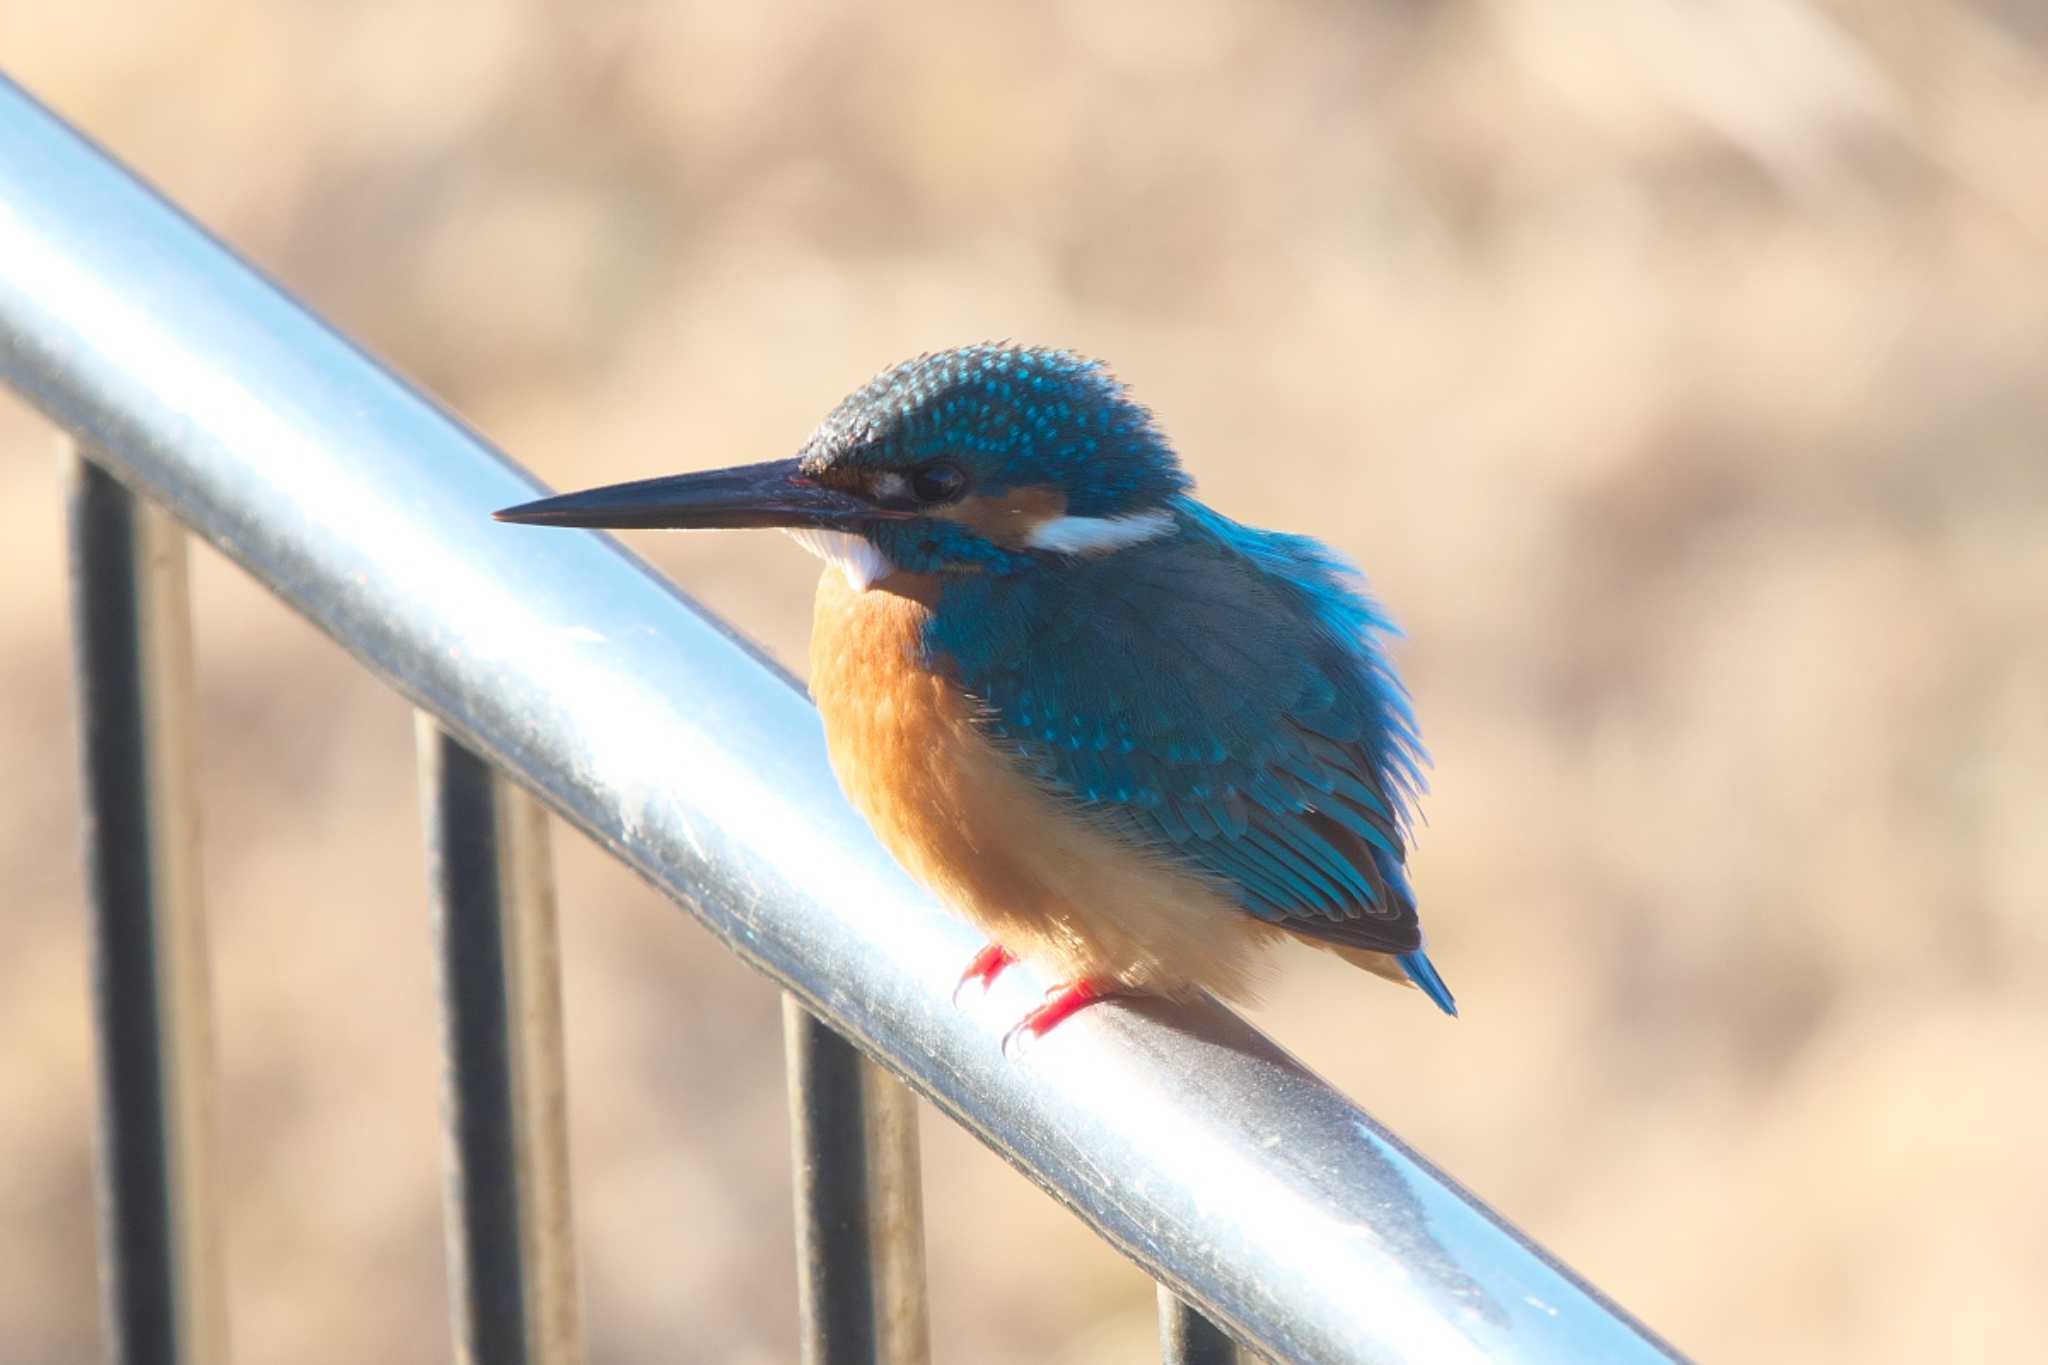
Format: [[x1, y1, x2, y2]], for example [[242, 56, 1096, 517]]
[[935, 485, 1067, 547]]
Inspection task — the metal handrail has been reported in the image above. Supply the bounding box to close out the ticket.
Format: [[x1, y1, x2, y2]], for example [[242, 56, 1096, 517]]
[[1, 73, 1685, 1364]]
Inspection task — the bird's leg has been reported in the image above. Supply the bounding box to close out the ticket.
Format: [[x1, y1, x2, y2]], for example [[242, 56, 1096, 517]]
[[953, 942, 1016, 1002], [1001, 979, 1113, 1055]]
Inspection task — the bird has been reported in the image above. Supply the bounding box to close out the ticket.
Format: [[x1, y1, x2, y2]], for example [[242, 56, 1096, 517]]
[[495, 344, 1453, 1044]]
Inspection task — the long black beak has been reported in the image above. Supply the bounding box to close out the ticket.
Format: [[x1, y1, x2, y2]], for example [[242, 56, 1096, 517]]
[[494, 457, 904, 531]]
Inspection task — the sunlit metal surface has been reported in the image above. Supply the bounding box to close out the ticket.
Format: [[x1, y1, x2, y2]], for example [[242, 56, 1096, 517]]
[[419, 722, 584, 1365], [65, 452, 227, 1365], [783, 998, 931, 1365], [1, 75, 1686, 1364]]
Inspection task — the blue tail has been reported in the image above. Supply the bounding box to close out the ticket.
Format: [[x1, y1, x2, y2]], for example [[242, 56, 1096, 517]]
[[1399, 950, 1457, 1017]]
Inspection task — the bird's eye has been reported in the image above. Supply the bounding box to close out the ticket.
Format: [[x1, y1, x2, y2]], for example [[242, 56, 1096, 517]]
[[909, 461, 967, 505]]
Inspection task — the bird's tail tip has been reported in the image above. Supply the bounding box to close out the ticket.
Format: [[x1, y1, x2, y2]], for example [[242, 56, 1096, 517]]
[[1398, 950, 1458, 1017]]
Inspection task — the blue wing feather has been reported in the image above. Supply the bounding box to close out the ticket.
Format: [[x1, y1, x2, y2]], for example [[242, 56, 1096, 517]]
[[924, 496, 1436, 968]]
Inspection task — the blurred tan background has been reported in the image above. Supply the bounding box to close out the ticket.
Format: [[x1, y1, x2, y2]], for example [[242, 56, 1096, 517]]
[[3, 2, 2044, 1361]]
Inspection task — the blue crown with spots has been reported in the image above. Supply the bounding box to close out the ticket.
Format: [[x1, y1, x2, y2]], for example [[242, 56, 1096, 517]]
[[799, 344, 1191, 517]]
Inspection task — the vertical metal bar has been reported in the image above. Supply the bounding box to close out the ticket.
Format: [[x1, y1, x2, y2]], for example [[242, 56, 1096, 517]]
[[418, 719, 583, 1365], [65, 450, 227, 1365], [783, 998, 930, 1365], [1159, 1286, 1238, 1365]]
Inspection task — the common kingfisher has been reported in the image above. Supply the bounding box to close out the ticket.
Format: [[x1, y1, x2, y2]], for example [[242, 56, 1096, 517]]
[[496, 345, 1454, 1042]]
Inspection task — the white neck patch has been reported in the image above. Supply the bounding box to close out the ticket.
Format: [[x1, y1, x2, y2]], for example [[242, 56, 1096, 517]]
[[785, 527, 895, 591], [1025, 508, 1176, 556]]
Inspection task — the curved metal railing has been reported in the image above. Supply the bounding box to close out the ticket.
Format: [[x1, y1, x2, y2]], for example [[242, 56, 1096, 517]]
[[0, 73, 1685, 1365]]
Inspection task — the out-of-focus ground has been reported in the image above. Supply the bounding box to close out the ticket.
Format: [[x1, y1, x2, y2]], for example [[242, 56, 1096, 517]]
[[3, 2, 2044, 1361]]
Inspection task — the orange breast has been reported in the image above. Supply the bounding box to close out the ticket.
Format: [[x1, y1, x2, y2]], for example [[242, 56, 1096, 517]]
[[807, 568, 1275, 1000]]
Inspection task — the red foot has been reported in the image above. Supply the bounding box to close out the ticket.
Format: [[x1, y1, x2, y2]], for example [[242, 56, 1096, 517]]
[[953, 943, 1016, 1003], [1001, 980, 1111, 1056]]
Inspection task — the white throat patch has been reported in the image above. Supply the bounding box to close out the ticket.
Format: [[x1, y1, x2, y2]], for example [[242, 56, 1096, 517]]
[[1025, 508, 1176, 556], [785, 527, 895, 591]]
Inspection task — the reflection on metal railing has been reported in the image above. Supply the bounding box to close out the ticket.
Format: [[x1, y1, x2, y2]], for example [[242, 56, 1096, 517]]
[[1, 72, 1686, 1365]]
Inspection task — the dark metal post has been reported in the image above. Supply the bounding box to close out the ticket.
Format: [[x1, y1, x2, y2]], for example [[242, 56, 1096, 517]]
[[1160, 1286, 1239, 1365], [783, 998, 930, 1365], [419, 721, 583, 1365], [66, 451, 226, 1365]]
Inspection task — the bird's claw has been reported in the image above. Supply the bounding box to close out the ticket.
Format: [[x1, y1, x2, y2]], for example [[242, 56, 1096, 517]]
[[1000, 980, 1109, 1058], [952, 943, 1016, 1005]]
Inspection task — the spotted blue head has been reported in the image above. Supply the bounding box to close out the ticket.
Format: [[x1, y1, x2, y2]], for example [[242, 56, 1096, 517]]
[[494, 345, 1191, 584]]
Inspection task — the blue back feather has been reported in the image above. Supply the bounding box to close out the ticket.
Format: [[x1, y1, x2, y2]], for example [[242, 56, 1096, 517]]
[[925, 496, 1432, 959]]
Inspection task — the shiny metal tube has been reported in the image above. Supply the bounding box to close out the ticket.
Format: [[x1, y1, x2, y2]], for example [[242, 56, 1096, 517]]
[[1, 75, 1685, 1364], [419, 721, 584, 1365], [783, 998, 930, 1365], [64, 452, 227, 1365]]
